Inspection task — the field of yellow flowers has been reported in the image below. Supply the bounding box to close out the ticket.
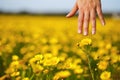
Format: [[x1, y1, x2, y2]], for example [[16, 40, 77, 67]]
[[0, 14, 120, 80]]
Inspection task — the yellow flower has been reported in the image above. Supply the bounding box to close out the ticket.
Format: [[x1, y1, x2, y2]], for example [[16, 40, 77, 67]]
[[74, 68, 83, 74], [43, 53, 53, 59], [100, 71, 111, 80], [110, 54, 119, 64], [10, 61, 20, 68], [97, 61, 108, 70], [43, 69, 49, 74], [91, 52, 100, 60], [105, 43, 112, 50], [53, 71, 71, 80], [16, 76, 21, 80], [58, 53, 68, 61], [49, 38, 58, 44], [34, 54, 43, 61], [11, 71, 20, 77], [12, 55, 19, 61], [32, 64, 44, 74], [98, 49, 107, 56], [103, 56, 111, 61], [5, 68, 15, 74], [43, 57, 60, 66], [29, 57, 36, 65], [22, 77, 29, 80], [78, 38, 92, 47]]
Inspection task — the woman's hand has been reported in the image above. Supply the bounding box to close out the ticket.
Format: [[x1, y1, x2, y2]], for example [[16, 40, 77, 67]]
[[66, 0, 105, 35]]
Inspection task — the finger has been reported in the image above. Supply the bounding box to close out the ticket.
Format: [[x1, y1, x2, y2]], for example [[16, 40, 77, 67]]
[[66, 2, 78, 18], [83, 11, 90, 35], [96, 5, 105, 26], [90, 9, 96, 35], [78, 11, 84, 34]]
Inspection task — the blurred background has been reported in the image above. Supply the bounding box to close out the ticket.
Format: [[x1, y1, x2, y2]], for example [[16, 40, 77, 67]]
[[0, 0, 120, 15]]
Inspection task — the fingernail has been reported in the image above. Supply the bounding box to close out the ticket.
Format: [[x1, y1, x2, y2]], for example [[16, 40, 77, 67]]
[[92, 31, 96, 35], [84, 31, 87, 36], [78, 30, 82, 34], [66, 14, 70, 17], [102, 21, 105, 26]]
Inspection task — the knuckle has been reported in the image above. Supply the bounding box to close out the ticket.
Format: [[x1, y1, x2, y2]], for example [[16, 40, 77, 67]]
[[84, 24, 88, 29], [79, 7, 84, 12], [84, 27, 88, 30], [98, 3, 101, 7], [98, 11, 102, 16], [78, 21, 82, 26], [90, 4, 95, 9], [92, 24, 96, 28], [92, 16, 95, 20], [93, 26, 96, 29], [78, 17, 83, 22], [84, 18, 89, 22]]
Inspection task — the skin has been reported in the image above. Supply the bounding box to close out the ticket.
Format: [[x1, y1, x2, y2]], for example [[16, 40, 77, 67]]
[[66, 0, 105, 35]]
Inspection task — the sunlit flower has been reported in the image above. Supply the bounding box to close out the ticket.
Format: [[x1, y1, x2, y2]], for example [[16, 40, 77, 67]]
[[110, 54, 119, 64], [49, 38, 58, 44], [11, 71, 20, 77], [103, 56, 111, 61], [12, 55, 19, 61], [10, 61, 20, 68], [22, 77, 29, 80], [105, 43, 112, 50], [78, 38, 92, 47], [58, 53, 68, 61], [74, 67, 83, 74], [91, 52, 100, 60], [5, 68, 15, 74], [29, 57, 36, 65], [43, 69, 49, 74], [43, 56, 60, 66], [97, 60, 108, 70], [32, 64, 44, 74], [100, 71, 111, 80], [97, 48, 108, 56], [53, 71, 71, 80], [34, 54, 43, 61]]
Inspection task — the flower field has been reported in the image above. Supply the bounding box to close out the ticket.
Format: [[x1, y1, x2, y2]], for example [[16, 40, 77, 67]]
[[0, 14, 120, 80]]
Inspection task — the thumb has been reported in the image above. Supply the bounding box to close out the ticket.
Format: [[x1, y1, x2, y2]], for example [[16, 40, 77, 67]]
[[66, 2, 78, 18]]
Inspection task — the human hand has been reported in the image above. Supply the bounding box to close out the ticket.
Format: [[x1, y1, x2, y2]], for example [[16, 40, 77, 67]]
[[66, 0, 105, 35]]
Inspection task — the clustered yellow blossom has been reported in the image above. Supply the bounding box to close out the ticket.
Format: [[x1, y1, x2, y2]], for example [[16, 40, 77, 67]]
[[53, 71, 71, 80], [29, 53, 60, 74], [78, 38, 92, 47], [43, 53, 60, 66], [29, 54, 44, 74], [5, 55, 20, 77]]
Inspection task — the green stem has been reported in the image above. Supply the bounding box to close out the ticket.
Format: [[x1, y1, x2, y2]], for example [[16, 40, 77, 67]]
[[21, 70, 26, 79], [30, 74, 35, 80], [86, 54, 95, 80]]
